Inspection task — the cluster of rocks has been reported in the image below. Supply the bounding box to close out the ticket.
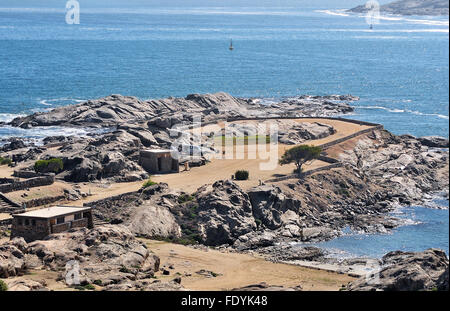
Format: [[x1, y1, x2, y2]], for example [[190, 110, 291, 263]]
[[348, 248, 449, 291], [0, 138, 27, 152], [8, 93, 356, 129], [0, 225, 171, 291], [339, 130, 449, 204]]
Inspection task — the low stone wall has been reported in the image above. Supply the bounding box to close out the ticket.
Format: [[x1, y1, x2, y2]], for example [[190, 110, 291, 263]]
[[226, 116, 383, 127], [317, 155, 340, 164], [0, 178, 16, 184], [84, 190, 140, 208], [0, 192, 21, 212], [0, 174, 55, 193], [23, 195, 66, 209], [318, 125, 384, 150], [266, 162, 344, 183], [13, 170, 41, 179]]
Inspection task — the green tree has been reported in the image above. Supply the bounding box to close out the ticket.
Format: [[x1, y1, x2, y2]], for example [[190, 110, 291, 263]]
[[0, 279, 8, 291], [279, 145, 322, 173]]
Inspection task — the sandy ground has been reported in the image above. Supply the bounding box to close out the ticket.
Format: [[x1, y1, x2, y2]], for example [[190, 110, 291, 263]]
[[0, 165, 14, 178], [144, 240, 356, 291], [152, 118, 373, 192], [0, 239, 356, 291]]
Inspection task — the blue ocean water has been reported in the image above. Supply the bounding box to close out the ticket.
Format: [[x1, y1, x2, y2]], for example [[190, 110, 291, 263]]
[[0, 2, 448, 257], [0, 4, 448, 138], [301, 202, 449, 259]]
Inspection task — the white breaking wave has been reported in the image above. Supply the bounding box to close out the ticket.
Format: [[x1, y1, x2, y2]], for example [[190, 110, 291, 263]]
[[331, 28, 448, 33], [0, 113, 25, 123], [315, 9, 350, 17], [0, 125, 112, 144], [319, 9, 449, 27], [39, 98, 86, 106], [357, 106, 449, 119], [406, 109, 449, 120]]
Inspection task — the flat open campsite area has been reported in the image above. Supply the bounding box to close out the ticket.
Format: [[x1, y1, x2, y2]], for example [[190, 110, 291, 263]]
[[152, 118, 374, 192], [143, 239, 356, 291]]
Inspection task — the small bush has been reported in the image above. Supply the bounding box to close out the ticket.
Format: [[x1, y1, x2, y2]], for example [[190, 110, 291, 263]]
[[0, 157, 12, 166], [34, 158, 63, 173], [119, 265, 131, 274], [142, 178, 157, 188], [178, 194, 194, 204], [255, 218, 262, 228], [83, 284, 95, 290], [235, 170, 249, 181], [0, 279, 8, 291], [93, 280, 103, 286]]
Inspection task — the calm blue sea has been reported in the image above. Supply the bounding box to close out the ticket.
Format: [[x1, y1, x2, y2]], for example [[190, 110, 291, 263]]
[[0, 2, 448, 257], [301, 202, 449, 259]]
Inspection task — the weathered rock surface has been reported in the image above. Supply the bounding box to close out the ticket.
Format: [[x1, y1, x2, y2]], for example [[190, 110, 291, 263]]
[[3, 279, 49, 291], [87, 183, 182, 239], [1, 138, 27, 152], [0, 237, 28, 278], [418, 136, 449, 148], [1, 226, 160, 289], [194, 180, 256, 246], [8, 92, 356, 129], [278, 121, 336, 145], [348, 248, 449, 291], [339, 130, 449, 204]]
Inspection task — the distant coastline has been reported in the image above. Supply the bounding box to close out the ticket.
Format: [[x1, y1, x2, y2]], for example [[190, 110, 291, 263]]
[[348, 0, 449, 16]]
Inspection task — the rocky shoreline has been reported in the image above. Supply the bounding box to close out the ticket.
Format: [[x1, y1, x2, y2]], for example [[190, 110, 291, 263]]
[[348, 0, 449, 16], [1, 92, 449, 291]]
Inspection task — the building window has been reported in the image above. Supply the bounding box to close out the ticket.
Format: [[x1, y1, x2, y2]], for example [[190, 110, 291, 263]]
[[18, 219, 23, 226], [32, 219, 36, 226], [57, 217, 65, 224], [74, 213, 82, 220], [25, 219, 30, 226]]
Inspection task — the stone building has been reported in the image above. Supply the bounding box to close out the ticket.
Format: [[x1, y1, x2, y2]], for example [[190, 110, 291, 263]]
[[139, 149, 179, 174], [11, 206, 94, 242]]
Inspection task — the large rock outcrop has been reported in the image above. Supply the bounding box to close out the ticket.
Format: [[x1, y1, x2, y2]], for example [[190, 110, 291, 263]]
[[339, 130, 449, 204], [8, 92, 356, 129], [88, 183, 182, 239], [193, 180, 256, 246], [348, 248, 449, 291], [248, 185, 302, 231], [1, 226, 160, 288]]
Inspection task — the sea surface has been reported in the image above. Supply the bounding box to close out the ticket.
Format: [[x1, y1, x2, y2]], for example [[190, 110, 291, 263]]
[[0, 3, 448, 257], [298, 201, 449, 259]]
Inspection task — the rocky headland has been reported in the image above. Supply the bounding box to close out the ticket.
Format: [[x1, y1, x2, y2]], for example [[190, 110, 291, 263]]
[[1, 92, 448, 291], [348, 0, 449, 16]]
